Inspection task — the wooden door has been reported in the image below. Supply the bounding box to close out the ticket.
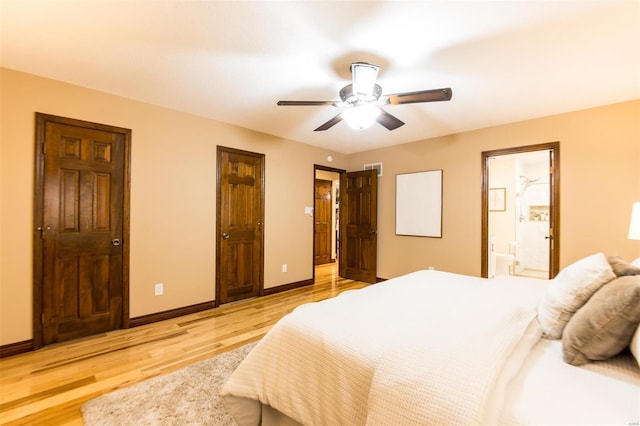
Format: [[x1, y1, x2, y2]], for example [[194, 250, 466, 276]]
[[339, 169, 377, 283], [547, 148, 560, 277], [314, 179, 332, 265], [216, 146, 264, 305], [34, 113, 130, 348]]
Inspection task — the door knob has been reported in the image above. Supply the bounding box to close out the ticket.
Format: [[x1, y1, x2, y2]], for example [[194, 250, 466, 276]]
[[112, 238, 121, 246], [369, 229, 377, 235], [222, 233, 230, 239]]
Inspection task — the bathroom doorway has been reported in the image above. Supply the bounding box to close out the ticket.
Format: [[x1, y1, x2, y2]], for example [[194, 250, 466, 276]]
[[481, 143, 560, 279]]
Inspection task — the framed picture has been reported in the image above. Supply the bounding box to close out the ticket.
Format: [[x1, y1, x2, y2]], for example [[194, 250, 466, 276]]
[[396, 169, 442, 237], [488, 188, 506, 211]]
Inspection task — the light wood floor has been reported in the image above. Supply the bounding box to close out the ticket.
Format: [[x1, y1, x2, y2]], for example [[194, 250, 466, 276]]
[[0, 263, 367, 425]]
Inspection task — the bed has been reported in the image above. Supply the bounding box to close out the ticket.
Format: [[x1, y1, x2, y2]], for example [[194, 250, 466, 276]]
[[220, 253, 640, 425]]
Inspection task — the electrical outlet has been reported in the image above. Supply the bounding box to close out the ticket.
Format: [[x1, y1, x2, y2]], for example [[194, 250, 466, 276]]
[[155, 283, 164, 296], [282, 264, 287, 272]]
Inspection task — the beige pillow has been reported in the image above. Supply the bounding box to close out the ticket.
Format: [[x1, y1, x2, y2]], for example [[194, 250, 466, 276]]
[[607, 255, 640, 276], [562, 275, 640, 366], [631, 324, 640, 368], [538, 253, 616, 339]]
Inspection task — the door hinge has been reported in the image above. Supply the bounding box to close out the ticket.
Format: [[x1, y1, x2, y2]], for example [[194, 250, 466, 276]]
[[41, 142, 46, 154], [41, 313, 45, 324], [36, 226, 50, 239]]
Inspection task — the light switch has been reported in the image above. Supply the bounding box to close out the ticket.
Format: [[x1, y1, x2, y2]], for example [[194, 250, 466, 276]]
[[304, 206, 313, 216]]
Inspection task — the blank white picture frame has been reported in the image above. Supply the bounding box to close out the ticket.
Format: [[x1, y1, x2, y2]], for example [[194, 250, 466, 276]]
[[396, 170, 442, 237], [488, 188, 506, 211]]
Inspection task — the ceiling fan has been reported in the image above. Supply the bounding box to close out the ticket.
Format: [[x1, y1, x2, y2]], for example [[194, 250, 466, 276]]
[[277, 62, 452, 131]]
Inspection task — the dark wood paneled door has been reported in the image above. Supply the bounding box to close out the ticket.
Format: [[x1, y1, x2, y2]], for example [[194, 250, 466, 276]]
[[314, 179, 332, 265], [339, 169, 377, 283], [216, 146, 264, 305], [34, 113, 130, 348]]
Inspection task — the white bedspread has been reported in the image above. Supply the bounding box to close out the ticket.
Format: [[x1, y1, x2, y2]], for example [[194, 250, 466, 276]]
[[500, 338, 640, 425], [220, 270, 547, 425]]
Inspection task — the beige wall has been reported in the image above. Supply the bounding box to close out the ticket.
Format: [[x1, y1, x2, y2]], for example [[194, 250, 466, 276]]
[[0, 68, 347, 345], [348, 100, 640, 279], [1, 67, 639, 346]]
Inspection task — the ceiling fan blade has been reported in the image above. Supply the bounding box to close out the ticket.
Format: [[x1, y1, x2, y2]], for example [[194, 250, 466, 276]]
[[385, 88, 452, 105], [376, 109, 405, 131], [277, 100, 337, 106], [314, 114, 343, 131]]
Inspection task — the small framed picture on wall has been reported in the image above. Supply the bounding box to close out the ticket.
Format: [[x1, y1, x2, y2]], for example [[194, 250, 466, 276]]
[[488, 188, 506, 211]]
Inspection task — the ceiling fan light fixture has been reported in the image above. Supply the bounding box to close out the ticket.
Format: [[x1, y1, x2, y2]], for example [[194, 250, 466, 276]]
[[277, 63, 452, 132], [342, 104, 380, 130], [351, 62, 379, 98]]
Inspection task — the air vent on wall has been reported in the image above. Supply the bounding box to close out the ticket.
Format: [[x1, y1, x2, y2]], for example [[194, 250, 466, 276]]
[[364, 162, 383, 176]]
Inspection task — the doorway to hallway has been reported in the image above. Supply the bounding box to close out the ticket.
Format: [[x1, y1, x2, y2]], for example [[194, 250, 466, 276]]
[[313, 165, 341, 281]]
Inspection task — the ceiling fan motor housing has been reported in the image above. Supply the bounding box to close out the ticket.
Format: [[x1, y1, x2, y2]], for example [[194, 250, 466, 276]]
[[339, 84, 383, 105]]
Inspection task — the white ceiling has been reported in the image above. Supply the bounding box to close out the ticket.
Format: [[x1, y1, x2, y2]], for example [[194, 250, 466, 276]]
[[1, 1, 639, 154]]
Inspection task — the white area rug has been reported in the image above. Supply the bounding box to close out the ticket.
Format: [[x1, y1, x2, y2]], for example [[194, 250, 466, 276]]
[[82, 342, 256, 426]]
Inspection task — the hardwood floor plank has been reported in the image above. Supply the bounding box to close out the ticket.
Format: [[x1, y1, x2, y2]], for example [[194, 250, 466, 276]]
[[0, 264, 368, 425]]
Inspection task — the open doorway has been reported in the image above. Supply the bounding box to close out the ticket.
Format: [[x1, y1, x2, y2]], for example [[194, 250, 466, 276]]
[[313, 164, 379, 284], [314, 165, 343, 280], [481, 142, 560, 279]]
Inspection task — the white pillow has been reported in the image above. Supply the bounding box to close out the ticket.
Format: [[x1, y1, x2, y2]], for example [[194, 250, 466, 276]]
[[538, 253, 616, 339], [632, 257, 640, 268], [631, 323, 640, 368]]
